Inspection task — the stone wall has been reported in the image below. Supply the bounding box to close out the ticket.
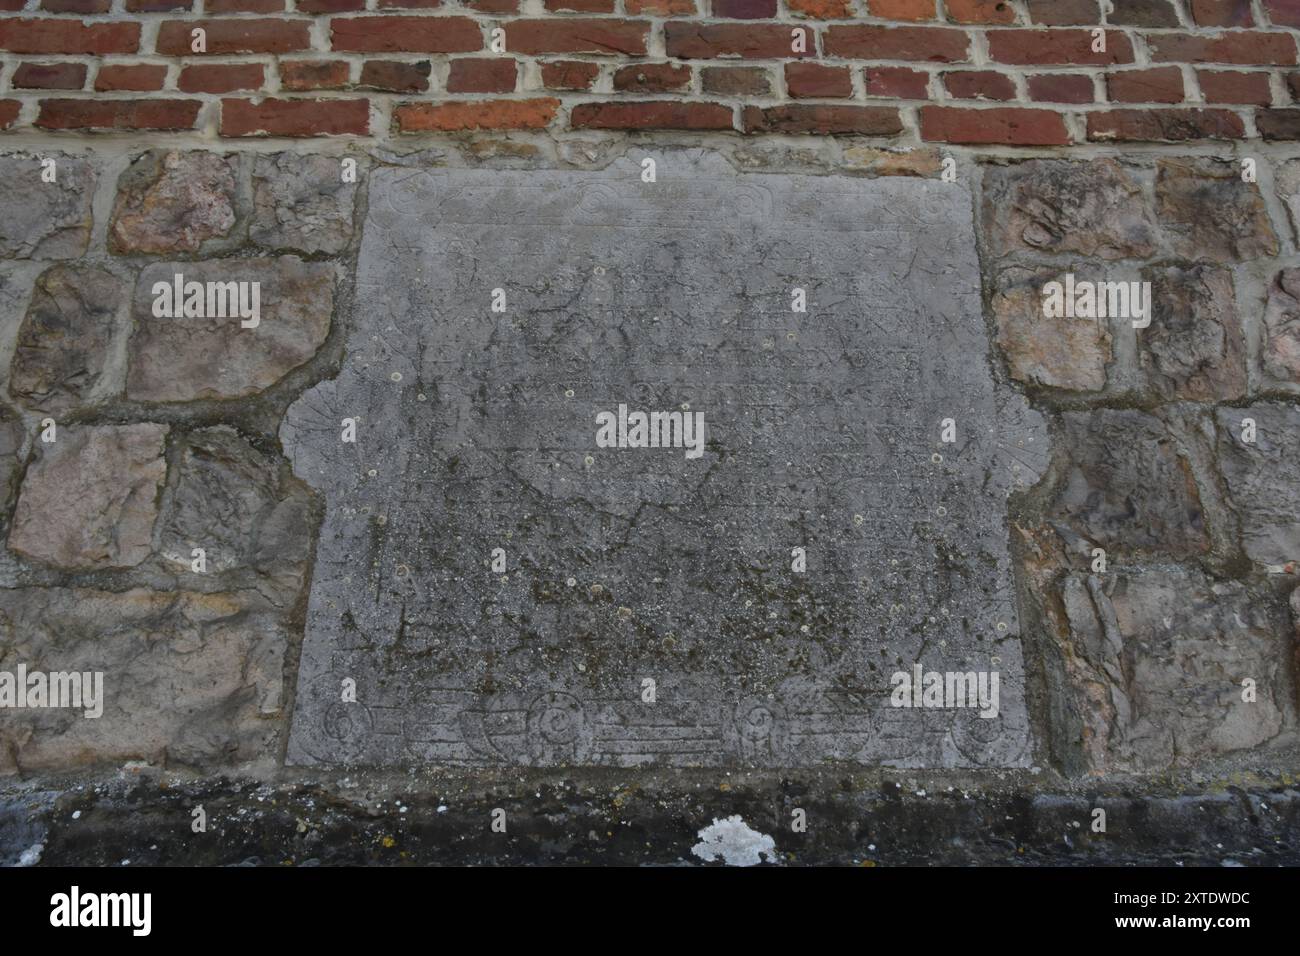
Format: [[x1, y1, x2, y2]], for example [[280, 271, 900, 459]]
[[2, 1, 1300, 867], [2, 136, 1298, 783]]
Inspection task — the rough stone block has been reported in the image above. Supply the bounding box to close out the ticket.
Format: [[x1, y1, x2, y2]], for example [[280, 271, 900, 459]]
[[981, 159, 1157, 260], [1139, 263, 1245, 401], [0, 152, 96, 259], [1051, 568, 1294, 774], [9, 423, 167, 570], [1261, 268, 1300, 386], [1050, 409, 1210, 557], [158, 426, 314, 599], [250, 152, 361, 255], [1154, 157, 1278, 262], [991, 264, 1114, 392], [8, 264, 128, 413], [109, 150, 238, 255], [0, 587, 288, 773], [1216, 402, 1300, 565], [127, 257, 333, 402]]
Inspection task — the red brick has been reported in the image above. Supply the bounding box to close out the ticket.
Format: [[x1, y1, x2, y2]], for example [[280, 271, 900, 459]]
[[1146, 32, 1297, 65], [395, 98, 560, 131], [713, 0, 777, 17], [95, 63, 168, 92], [1197, 69, 1272, 105], [1026, 72, 1094, 103], [1189, 0, 1253, 26], [571, 101, 734, 130], [36, 98, 201, 130], [221, 97, 370, 136], [614, 62, 692, 92], [1109, 0, 1179, 26], [446, 57, 517, 93], [626, 0, 695, 12], [360, 60, 432, 92], [379, 0, 442, 6], [13, 62, 87, 90], [1288, 71, 1300, 98], [178, 62, 266, 93], [0, 100, 19, 129], [945, 0, 1016, 24], [1025, 0, 1098, 23], [41, 0, 111, 12], [0, 19, 139, 55], [156, 19, 309, 56], [743, 104, 902, 134], [463, 0, 517, 10], [869, 0, 936, 20], [943, 69, 1015, 100], [702, 65, 772, 95], [862, 66, 930, 98], [279, 60, 351, 91], [1106, 67, 1184, 103], [986, 30, 1133, 65], [331, 16, 481, 53], [205, 0, 283, 11], [126, 0, 190, 9], [1258, 109, 1300, 138], [787, 0, 852, 16], [504, 19, 649, 55], [1086, 108, 1246, 141], [920, 105, 1070, 144], [540, 60, 600, 90], [0, 0, 23, 8], [545, 0, 614, 10], [784, 62, 852, 97], [1265, 0, 1300, 27], [666, 23, 815, 58], [823, 26, 971, 62], [298, 0, 364, 10]]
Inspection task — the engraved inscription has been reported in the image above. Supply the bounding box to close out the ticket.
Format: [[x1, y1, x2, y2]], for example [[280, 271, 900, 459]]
[[283, 153, 1047, 768]]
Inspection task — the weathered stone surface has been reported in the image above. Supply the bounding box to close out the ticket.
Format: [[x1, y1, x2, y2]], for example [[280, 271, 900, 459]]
[[1139, 263, 1245, 401], [1154, 157, 1279, 262], [0, 406, 26, 521], [283, 154, 1048, 769], [991, 265, 1113, 391], [1050, 409, 1209, 557], [158, 426, 314, 597], [9, 423, 167, 571], [127, 257, 333, 402], [8, 264, 128, 413], [1276, 158, 1300, 244], [840, 146, 943, 177], [0, 587, 288, 773], [1051, 568, 1294, 774], [250, 152, 360, 255], [981, 159, 1157, 260], [0, 152, 95, 259], [1261, 268, 1300, 386], [109, 150, 238, 255], [1216, 402, 1300, 565]]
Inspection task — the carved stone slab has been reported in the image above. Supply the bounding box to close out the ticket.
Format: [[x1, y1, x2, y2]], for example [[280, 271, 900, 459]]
[[283, 152, 1047, 768]]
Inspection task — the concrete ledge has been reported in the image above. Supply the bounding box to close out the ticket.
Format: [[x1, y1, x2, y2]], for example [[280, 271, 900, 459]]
[[4, 768, 1298, 866]]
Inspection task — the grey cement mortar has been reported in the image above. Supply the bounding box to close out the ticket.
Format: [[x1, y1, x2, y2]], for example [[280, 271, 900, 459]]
[[282, 151, 1048, 770]]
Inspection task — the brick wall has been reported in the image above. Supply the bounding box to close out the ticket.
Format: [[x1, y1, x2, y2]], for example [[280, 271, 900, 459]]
[[3, 1, 1300, 144]]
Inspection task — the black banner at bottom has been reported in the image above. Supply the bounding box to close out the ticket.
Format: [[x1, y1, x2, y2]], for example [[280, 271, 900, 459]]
[[0, 864, 1281, 942]]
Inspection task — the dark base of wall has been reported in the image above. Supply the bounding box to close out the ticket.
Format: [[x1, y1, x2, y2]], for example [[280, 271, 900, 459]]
[[4, 768, 1298, 866]]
